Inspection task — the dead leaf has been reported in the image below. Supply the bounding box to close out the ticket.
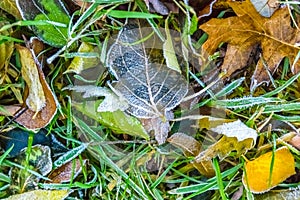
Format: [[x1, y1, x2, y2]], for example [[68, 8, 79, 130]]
[[0, 17, 14, 73], [242, 146, 295, 193], [250, 0, 279, 18], [48, 159, 87, 183], [167, 132, 215, 177], [3, 189, 69, 200], [10, 145, 52, 193], [14, 44, 57, 130], [0, 0, 22, 19], [169, 120, 257, 177], [200, 0, 300, 90], [107, 20, 188, 144]]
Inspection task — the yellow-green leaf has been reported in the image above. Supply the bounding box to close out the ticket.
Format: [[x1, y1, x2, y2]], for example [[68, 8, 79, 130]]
[[65, 42, 100, 74], [3, 189, 69, 200], [0, 0, 22, 19]]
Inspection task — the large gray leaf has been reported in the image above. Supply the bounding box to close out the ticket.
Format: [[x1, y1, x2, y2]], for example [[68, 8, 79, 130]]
[[107, 21, 188, 119]]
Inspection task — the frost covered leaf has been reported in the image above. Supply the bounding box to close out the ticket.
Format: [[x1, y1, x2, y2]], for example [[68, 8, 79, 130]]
[[250, 0, 279, 18], [16, 44, 46, 113], [255, 186, 300, 199], [68, 85, 128, 112], [3, 189, 69, 200], [16, 0, 70, 47], [211, 120, 257, 142], [106, 20, 188, 119], [48, 159, 87, 183], [10, 145, 52, 193], [243, 146, 295, 194], [169, 120, 258, 177], [65, 42, 100, 74], [14, 44, 57, 130], [74, 100, 149, 139]]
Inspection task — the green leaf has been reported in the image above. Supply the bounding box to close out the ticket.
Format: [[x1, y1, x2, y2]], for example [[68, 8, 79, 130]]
[[163, 17, 181, 73], [98, 110, 150, 140], [73, 99, 149, 140], [3, 189, 68, 200], [16, 0, 70, 47]]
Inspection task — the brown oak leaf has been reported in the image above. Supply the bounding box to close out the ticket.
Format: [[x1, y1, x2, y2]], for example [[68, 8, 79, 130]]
[[200, 0, 300, 91]]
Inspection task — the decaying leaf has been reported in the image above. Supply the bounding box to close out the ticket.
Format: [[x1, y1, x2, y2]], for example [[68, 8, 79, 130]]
[[14, 44, 57, 130], [107, 20, 188, 144], [250, 0, 279, 18], [0, 17, 14, 73], [16, 0, 70, 47], [200, 0, 300, 90], [107, 21, 188, 118], [10, 145, 52, 193], [168, 120, 257, 177], [16, 44, 46, 114], [243, 146, 295, 193], [3, 189, 69, 200], [0, 0, 22, 19], [254, 186, 300, 199], [0, 128, 51, 157], [65, 42, 100, 74], [48, 159, 87, 183]]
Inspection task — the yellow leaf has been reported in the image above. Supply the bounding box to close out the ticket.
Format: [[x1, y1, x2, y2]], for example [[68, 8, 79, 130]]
[[0, 0, 22, 19], [3, 189, 69, 200], [242, 146, 295, 193], [16, 44, 46, 114], [14, 44, 57, 130]]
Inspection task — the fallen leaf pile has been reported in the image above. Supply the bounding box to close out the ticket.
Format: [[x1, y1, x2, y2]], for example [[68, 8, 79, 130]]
[[200, 0, 300, 90]]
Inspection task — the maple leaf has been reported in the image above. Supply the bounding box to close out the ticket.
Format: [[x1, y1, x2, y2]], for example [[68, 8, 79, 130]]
[[200, 0, 300, 90]]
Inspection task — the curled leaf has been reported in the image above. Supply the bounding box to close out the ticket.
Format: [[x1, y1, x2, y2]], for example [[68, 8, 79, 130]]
[[14, 44, 57, 130], [16, 44, 46, 113], [242, 146, 295, 193]]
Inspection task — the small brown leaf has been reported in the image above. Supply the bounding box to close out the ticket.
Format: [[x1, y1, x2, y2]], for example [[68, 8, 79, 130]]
[[14, 44, 57, 130], [48, 159, 87, 183]]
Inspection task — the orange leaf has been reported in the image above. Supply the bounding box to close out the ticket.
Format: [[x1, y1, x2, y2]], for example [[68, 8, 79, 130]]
[[242, 146, 295, 193], [200, 0, 300, 90]]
